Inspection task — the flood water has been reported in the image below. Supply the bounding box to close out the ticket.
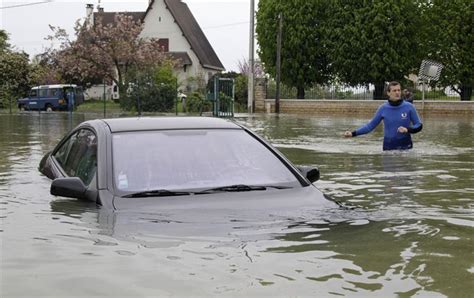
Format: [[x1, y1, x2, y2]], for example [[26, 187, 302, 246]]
[[1, 112, 473, 297]]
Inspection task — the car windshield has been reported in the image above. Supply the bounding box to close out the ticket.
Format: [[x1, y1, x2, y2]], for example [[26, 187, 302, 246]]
[[112, 129, 301, 194]]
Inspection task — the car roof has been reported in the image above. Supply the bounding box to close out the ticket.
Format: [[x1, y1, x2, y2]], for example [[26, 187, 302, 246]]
[[101, 117, 241, 133], [32, 84, 77, 89]]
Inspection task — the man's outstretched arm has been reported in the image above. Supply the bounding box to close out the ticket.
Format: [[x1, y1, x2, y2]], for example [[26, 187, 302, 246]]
[[344, 107, 383, 137]]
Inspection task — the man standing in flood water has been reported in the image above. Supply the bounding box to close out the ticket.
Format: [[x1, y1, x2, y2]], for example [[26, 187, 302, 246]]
[[344, 81, 423, 150]]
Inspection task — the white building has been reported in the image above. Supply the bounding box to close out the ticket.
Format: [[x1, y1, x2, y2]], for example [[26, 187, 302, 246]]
[[87, 0, 225, 93]]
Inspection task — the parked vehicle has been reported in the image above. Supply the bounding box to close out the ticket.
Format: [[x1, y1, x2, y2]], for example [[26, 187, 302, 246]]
[[17, 84, 85, 111], [39, 117, 338, 211]]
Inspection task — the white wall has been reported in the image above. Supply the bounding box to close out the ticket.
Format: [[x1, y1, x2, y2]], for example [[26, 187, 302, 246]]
[[84, 85, 113, 100], [140, 0, 219, 91]]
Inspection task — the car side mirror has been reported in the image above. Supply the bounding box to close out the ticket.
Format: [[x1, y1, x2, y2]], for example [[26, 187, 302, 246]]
[[51, 177, 88, 200], [297, 166, 320, 183]]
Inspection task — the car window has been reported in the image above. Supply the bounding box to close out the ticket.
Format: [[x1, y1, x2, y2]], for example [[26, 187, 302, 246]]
[[64, 87, 74, 95], [39, 89, 48, 97], [112, 129, 300, 192], [30, 89, 38, 97], [48, 88, 61, 97], [53, 129, 97, 185], [54, 132, 77, 167]]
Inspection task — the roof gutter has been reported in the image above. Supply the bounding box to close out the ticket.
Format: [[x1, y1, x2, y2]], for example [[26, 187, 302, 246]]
[[203, 64, 225, 71]]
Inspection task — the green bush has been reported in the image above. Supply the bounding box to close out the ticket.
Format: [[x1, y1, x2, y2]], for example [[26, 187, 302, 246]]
[[217, 92, 233, 113], [154, 65, 176, 86], [234, 102, 248, 113], [186, 92, 212, 114], [121, 66, 177, 112], [234, 75, 248, 105]]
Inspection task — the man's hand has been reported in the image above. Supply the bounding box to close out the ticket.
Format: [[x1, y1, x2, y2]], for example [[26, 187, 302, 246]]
[[344, 131, 353, 138], [397, 126, 408, 133]]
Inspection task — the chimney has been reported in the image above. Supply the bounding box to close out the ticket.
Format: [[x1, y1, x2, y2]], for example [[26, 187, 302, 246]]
[[98, 7, 104, 13], [86, 4, 94, 28]]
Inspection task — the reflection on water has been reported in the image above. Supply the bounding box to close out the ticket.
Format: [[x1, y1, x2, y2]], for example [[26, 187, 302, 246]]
[[1, 113, 473, 297]]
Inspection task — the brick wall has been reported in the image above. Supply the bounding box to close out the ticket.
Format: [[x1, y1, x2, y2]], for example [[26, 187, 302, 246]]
[[254, 83, 474, 115], [254, 78, 267, 112], [261, 100, 474, 115]]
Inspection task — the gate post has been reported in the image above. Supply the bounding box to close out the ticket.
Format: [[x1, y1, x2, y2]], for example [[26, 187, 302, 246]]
[[254, 78, 267, 112]]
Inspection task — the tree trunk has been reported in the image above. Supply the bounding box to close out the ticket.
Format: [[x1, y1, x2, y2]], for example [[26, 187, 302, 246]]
[[460, 85, 472, 101], [373, 82, 385, 100], [297, 86, 305, 99]]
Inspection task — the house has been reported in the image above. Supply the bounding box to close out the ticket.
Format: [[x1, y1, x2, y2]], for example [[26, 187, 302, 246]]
[[86, 0, 225, 94]]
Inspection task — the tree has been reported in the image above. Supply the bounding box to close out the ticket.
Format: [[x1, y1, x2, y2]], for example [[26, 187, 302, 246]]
[[0, 30, 33, 108], [424, 0, 473, 100], [256, 0, 332, 98], [237, 57, 265, 78], [0, 51, 32, 108], [47, 14, 172, 96], [0, 30, 10, 51], [29, 53, 63, 85], [329, 0, 422, 99]]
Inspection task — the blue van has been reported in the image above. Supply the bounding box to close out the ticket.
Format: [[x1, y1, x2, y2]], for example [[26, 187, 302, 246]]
[[17, 85, 85, 111]]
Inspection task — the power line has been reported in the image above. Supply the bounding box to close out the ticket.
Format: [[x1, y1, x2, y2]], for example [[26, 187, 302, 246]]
[[203, 21, 249, 30], [0, 0, 53, 10]]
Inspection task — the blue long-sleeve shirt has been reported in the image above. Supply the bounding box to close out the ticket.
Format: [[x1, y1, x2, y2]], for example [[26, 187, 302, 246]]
[[353, 101, 422, 150]]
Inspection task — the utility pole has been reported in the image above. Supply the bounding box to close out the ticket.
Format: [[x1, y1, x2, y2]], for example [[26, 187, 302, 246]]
[[275, 13, 283, 114], [248, 0, 255, 113]]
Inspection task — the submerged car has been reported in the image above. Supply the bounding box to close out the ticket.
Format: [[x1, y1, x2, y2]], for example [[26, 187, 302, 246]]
[[39, 117, 338, 211]]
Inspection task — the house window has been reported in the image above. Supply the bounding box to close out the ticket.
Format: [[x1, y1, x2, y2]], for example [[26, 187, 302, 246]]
[[158, 39, 169, 52], [183, 65, 187, 72]]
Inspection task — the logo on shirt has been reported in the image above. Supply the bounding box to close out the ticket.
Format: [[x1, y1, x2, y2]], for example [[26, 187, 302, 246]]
[[401, 112, 408, 119]]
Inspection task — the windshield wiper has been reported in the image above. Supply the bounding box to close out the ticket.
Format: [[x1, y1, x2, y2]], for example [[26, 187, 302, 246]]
[[195, 184, 292, 194], [122, 189, 191, 198]]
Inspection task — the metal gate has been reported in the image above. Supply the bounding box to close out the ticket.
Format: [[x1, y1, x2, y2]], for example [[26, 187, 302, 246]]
[[208, 77, 234, 117]]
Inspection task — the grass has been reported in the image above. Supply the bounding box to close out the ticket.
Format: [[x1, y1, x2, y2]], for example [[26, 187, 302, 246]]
[[76, 99, 122, 113], [2, 98, 252, 115], [77, 99, 198, 115]]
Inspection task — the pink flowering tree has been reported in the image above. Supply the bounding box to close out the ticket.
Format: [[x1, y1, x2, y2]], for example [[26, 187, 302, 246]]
[[237, 57, 265, 78], [46, 14, 173, 95]]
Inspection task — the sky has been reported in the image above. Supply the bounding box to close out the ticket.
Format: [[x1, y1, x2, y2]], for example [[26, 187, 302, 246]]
[[0, 0, 257, 72]]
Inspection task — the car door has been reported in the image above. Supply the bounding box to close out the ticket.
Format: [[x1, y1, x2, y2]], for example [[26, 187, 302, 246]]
[[74, 87, 85, 105], [26, 88, 40, 110], [51, 129, 98, 199], [38, 88, 50, 110]]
